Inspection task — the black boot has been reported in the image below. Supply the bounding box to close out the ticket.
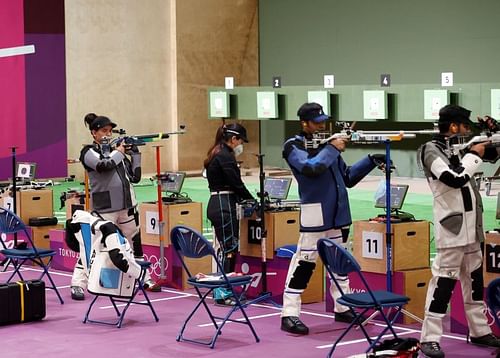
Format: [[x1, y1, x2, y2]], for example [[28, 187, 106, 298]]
[[281, 316, 309, 335]]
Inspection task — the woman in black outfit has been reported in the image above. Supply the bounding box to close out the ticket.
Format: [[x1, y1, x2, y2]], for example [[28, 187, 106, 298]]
[[204, 123, 254, 305]]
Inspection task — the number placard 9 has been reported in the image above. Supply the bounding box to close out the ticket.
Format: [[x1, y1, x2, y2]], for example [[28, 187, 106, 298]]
[[145, 211, 160, 235]]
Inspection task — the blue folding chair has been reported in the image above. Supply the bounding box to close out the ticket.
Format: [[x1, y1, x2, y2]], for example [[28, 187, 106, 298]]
[[317, 238, 410, 357], [81, 223, 159, 328], [0, 207, 64, 304], [170, 225, 260, 348]]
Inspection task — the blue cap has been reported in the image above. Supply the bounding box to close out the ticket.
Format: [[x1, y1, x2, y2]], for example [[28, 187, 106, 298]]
[[297, 102, 329, 123]]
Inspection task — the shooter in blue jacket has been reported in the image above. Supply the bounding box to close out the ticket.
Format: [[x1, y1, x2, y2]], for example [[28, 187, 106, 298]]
[[280, 102, 386, 335]]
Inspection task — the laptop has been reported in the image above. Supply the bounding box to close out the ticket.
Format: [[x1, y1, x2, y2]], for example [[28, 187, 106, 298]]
[[264, 177, 292, 201], [160, 172, 186, 195], [375, 184, 413, 221]]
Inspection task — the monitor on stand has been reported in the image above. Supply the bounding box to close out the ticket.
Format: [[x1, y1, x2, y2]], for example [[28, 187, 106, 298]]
[[374, 184, 413, 221], [264, 177, 292, 201], [159, 172, 189, 203]]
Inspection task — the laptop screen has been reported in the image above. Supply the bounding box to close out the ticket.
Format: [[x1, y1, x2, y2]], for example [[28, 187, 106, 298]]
[[159, 172, 186, 194], [264, 177, 292, 200], [374, 184, 409, 210]]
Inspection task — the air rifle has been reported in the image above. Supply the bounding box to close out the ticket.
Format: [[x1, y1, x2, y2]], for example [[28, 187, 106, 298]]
[[110, 124, 186, 147], [450, 116, 500, 158], [304, 122, 437, 149]]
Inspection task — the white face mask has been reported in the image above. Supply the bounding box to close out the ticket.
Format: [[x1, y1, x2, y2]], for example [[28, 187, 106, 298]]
[[233, 144, 244, 157]]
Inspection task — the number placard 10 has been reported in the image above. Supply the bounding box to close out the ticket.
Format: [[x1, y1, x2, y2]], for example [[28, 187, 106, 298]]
[[361, 231, 383, 259]]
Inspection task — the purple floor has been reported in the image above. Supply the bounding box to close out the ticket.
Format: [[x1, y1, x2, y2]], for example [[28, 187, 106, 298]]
[[0, 267, 496, 358]]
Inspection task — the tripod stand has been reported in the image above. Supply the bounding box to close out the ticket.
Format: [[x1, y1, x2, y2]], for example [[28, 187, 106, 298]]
[[246, 153, 280, 308], [362, 140, 423, 325]]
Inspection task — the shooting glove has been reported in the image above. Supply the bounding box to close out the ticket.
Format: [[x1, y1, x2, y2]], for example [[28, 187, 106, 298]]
[[369, 153, 387, 166], [125, 144, 139, 155]]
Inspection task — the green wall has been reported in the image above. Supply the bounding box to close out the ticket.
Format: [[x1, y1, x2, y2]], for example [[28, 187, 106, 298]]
[[257, 0, 500, 176]]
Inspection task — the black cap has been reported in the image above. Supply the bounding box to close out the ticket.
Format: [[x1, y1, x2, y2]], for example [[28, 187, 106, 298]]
[[297, 102, 329, 123], [224, 123, 248, 142], [438, 105, 475, 126], [90, 116, 117, 131]]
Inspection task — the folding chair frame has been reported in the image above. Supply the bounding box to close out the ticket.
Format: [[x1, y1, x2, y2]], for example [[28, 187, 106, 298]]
[[0, 208, 64, 304], [83, 262, 159, 328], [171, 225, 260, 349], [317, 238, 410, 358]]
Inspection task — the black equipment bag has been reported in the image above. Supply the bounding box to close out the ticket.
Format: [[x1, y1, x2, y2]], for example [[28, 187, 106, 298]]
[[29, 216, 58, 226], [0, 280, 46, 325]]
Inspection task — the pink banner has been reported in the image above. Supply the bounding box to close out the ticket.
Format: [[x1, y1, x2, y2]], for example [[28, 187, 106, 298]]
[[0, 0, 27, 157]]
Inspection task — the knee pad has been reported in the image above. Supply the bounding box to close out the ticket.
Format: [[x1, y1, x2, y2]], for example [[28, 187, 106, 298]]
[[289, 260, 316, 290], [429, 277, 456, 314], [471, 266, 484, 301]]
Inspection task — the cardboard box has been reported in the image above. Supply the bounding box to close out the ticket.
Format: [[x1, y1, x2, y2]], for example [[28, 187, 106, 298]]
[[17, 189, 53, 223], [139, 201, 202, 246], [325, 268, 431, 324], [239, 210, 300, 259], [236, 254, 324, 304], [484, 231, 500, 286], [353, 220, 430, 273]]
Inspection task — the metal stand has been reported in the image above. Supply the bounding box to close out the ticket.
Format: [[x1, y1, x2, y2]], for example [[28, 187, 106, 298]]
[[363, 140, 422, 325], [247, 153, 280, 308]]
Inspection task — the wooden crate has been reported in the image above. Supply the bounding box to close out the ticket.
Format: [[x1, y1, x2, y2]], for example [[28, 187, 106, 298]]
[[16, 189, 53, 223], [139, 201, 202, 246], [352, 220, 430, 273], [239, 210, 299, 259], [484, 231, 500, 286]]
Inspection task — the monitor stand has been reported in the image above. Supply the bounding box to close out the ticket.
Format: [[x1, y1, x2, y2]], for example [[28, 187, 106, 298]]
[[377, 209, 415, 222]]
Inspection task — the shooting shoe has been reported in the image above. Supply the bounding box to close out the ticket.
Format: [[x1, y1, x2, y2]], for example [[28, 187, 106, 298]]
[[334, 310, 364, 323], [470, 333, 500, 348], [70, 286, 85, 301], [144, 279, 161, 292], [281, 316, 309, 335], [420, 341, 444, 358]]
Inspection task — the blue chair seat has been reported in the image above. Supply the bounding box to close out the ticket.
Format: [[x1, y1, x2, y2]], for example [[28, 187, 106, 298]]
[[187, 274, 253, 287], [340, 290, 409, 307], [2, 248, 55, 257]]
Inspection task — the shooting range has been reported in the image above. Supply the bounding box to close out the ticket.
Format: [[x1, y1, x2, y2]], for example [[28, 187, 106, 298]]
[[0, 1, 499, 358]]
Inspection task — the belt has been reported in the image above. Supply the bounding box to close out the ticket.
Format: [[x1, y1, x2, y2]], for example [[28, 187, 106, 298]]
[[210, 191, 234, 196]]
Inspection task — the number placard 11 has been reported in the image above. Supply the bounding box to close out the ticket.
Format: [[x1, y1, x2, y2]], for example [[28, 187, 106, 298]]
[[145, 211, 160, 235], [361, 231, 383, 259]]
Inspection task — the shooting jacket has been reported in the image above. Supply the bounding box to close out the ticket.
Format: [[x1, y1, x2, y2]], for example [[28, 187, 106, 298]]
[[80, 144, 141, 213], [283, 132, 376, 232], [66, 210, 142, 297], [419, 135, 485, 249]]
